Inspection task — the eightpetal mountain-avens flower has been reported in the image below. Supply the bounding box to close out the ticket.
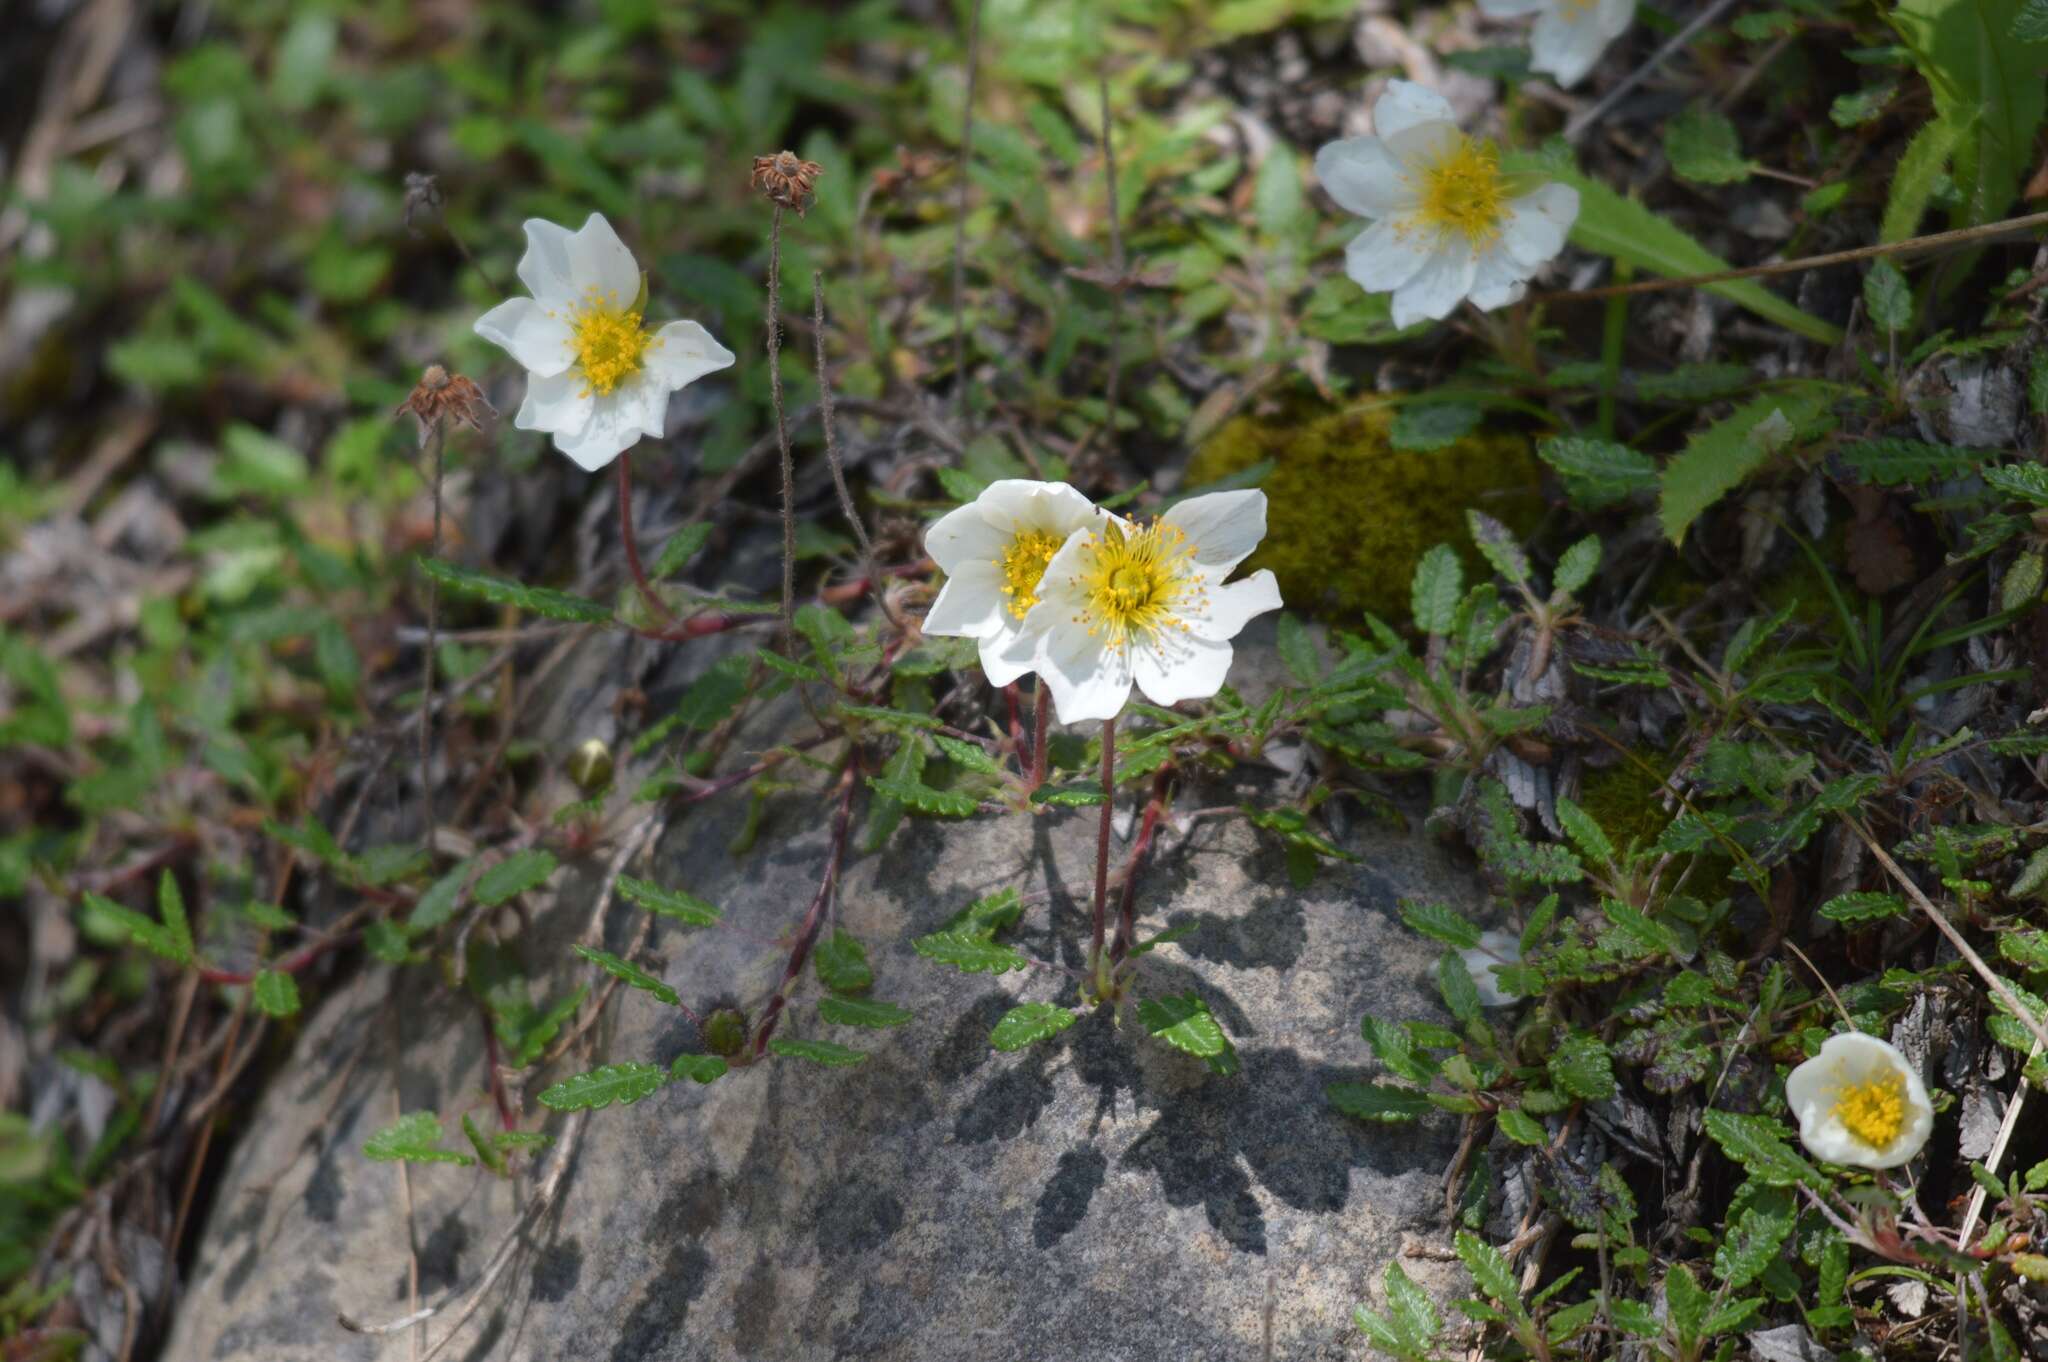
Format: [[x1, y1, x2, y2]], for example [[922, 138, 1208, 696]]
[[473, 213, 736, 472], [1784, 1031, 1933, 1171], [1314, 81, 1579, 329]]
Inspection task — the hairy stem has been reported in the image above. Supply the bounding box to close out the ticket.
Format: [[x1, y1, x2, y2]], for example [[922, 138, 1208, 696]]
[[811, 270, 903, 631], [419, 420, 444, 847], [1030, 680, 1050, 792], [951, 0, 985, 422], [766, 202, 795, 650], [616, 454, 678, 628], [751, 765, 858, 1058], [1111, 766, 1170, 964], [1090, 716, 1115, 985]]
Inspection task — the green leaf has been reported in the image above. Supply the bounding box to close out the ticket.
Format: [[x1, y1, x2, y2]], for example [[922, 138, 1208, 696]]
[[1508, 154, 1842, 344], [1410, 545, 1463, 635], [473, 849, 556, 907], [1893, 0, 2048, 231], [813, 931, 874, 995], [1714, 1188, 1794, 1289], [1664, 104, 1755, 184], [461, 1113, 506, 1176], [1362, 1016, 1439, 1085], [1549, 1032, 1616, 1101], [1882, 116, 1963, 242], [942, 886, 1023, 937], [419, 558, 611, 624], [768, 1036, 867, 1067], [364, 919, 413, 965], [1455, 1231, 1527, 1317], [650, 522, 714, 579], [1819, 890, 1909, 923], [1496, 1107, 1548, 1146], [2019, 0, 2048, 39], [818, 996, 914, 1029], [1551, 536, 1600, 600], [1986, 463, 2048, 505], [617, 875, 722, 927], [1138, 993, 1230, 1058], [912, 929, 1028, 974], [1399, 900, 1482, 950], [670, 1053, 729, 1084], [1554, 797, 1615, 864], [1390, 403, 1481, 452], [867, 774, 979, 817], [1702, 1108, 1823, 1187], [1864, 259, 1913, 334], [1659, 386, 1839, 543], [1326, 1081, 1431, 1122], [1383, 1260, 1441, 1351], [1466, 511, 1530, 586], [571, 945, 679, 1006], [1665, 1261, 1710, 1346], [537, 1061, 669, 1111], [990, 1001, 1078, 1051], [157, 871, 194, 964], [363, 1112, 474, 1166], [1836, 437, 1987, 484], [1276, 613, 1322, 685], [1536, 435, 1658, 508], [932, 734, 1003, 775], [251, 969, 300, 1018], [409, 860, 472, 931]]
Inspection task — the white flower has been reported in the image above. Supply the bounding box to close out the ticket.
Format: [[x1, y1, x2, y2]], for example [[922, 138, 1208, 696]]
[[473, 213, 736, 472], [1784, 1031, 1933, 1171], [1477, 0, 1636, 89], [1313, 81, 1579, 329], [921, 479, 1106, 686], [1007, 490, 1282, 724], [1460, 929, 1525, 1007]]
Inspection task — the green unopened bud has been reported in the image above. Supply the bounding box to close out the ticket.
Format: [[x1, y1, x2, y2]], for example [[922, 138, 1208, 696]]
[[702, 1008, 748, 1058], [567, 738, 613, 793]]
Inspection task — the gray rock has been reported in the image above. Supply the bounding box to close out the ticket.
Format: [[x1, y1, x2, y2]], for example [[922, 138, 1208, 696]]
[[164, 640, 1483, 1362]]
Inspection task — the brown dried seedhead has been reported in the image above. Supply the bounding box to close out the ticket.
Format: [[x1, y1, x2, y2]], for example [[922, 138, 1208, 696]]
[[402, 171, 444, 237], [396, 364, 495, 446], [751, 151, 824, 216]]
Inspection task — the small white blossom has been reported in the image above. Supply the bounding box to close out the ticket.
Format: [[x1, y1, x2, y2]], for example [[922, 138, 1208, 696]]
[[473, 213, 735, 472], [1784, 1031, 1933, 1171], [1477, 0, 1636, 90], [1313, 81, 1579, 329], [921, 480, 1107, 687], [1460, 929, 1525, 1007], [1006, 490, 1282, 724]]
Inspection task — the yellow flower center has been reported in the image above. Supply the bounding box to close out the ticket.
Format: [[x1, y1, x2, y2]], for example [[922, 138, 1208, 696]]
[[1069, 520, 1204, 650], [569, 291, 654, 397], [997, 530, 1063, 621], [1831, 1072, 1907, 1151], [1417, 135, 1507, 246]]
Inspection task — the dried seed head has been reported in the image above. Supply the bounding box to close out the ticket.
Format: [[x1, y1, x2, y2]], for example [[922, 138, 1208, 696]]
[[402, 171, 444, 236], [395, 363, 495, 447], [750, 150, 824, 216]]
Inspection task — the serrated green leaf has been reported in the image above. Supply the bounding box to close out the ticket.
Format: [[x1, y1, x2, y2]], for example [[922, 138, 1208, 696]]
[[1536, 436, 1658, 509], [1382, 1260, 1439, 1350], [1410, 544, 1463, 635], [867, 774, 979, 817], [409, 860, 472, 931], [1326, 1081, 1431, 1122], [461, 1112, 507, 1176], [571, 945, 679, 1006], [1819, 890, 1908, 923], [1496, 1107, 1547, 1146], [1361, 1015, 1439, 1084], [1882, 116, 1962, 242], [1986, 463, 2048, 505], [942, 886, 1023, 937], [537, 1061, 669, 1111], [1549, 1032, 1616, 1100], [1551, 536, 1600, 600], [1665, 104, 1754, 184], [420, 557, 611, 623], [82, 891, 194, 967], [1391, 403, 1481, 452], [650, 522, 714, 579], [617, 875, 722, 927], [1702, 1108, 1822, 1187], [1138, 993, 1229, 1057], [1864, 259, 1913, 334], [1659, 386, 1839, 543], [1836, 437, 1987, 485], [363, 1111, 474, 1165], [818, 996, 913, 1029], [813, 930, 874, 995], [670, 1053, 729, 1084], [1399, 900, 1482, 950], [1665, 1261, 1709, 1345], [1466, 510, 1530, 587], [1030, 781, 1108, 808], [912, 929, 1028, 974], [1714, 1188, 1794, 1289], [990, 1001, 1077, 1050], [768, 1036, 868, 1067], [932, 733, 1003, 775], [1554, 797, 1614, 864], [251, 969, 300, 1018], [473, 848, 556, 907], [1276, 612, 1322, 685], [1437, 952, 1481, 1023], [1455, 1231, 1526, 1317], [157, 871, 194, 964], [1893, 0, 2048, 233]]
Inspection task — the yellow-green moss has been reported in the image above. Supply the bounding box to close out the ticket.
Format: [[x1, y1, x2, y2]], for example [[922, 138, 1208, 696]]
[[1186, 402, 1542, 624]]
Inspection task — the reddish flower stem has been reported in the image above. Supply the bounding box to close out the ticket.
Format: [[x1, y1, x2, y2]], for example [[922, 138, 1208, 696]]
[[1090, 716, 1115, 972], [749, 764, 857, 1058], [197, 929, 360, 986], [1029, 682, 1051, 793], [616, 454, 680, 629], [1005, 682, 1025, 760], [1111, 766, 1172, 964]]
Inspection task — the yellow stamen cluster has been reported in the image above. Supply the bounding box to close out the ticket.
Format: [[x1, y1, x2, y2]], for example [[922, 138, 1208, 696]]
[[569, 289, 655, 396], [998, 530, 1064, 621], [1070, 520, 1203, 650], [1417, 135, 1507, 246], [1831, 1072, 1907, 1151]]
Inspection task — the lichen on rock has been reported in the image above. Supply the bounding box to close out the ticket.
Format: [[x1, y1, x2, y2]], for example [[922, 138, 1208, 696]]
[[1185, 401, 1542, 624]]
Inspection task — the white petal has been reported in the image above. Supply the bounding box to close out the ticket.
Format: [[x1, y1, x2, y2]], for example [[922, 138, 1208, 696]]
[[474, 297, 574, 377], [551, 387, 648, 472], [1180, 570, 1282, 643], [923, 502, 1012, 573], [1039, 629, 1131, 724], [1131, 633, 1235, 709], [1468, 248, 1532, 311], [922, 561, 1006, 639], [1313, 137, 1413, 219], [1390, 238, 1477, 327], [979, 630, 1037, 688], [976, 479, 1108, 539], [622, 371, 672, 440], [1600, 0, 1638, 40], [644, 320, 736, 390], [1163, 490, 1268, 572], [1500, 183, 1579, 268], [1372, 80, 1456, 140], [1785, 1032, 1934, 1170], [515, 218, 582, 307], [513, 370, 593, 439], [1344, 218, 1437, 294], [1530, 8, 1612, 88], [565, 212, 641, 305], [1475, 0, 1547, 13]]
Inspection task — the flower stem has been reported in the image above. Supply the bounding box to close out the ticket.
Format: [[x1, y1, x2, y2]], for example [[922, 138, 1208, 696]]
[[1029, 680, 1050, 793], [951, 0, 985, 423], [811, 269, 903, 633], [766, 201, 795, 652], [1111, 766, 1169, 964], [1090, 715, 1115, 989], [750, 764, 857, 1058], [616, 454, 678, 628], [419, 419, 444, 849]]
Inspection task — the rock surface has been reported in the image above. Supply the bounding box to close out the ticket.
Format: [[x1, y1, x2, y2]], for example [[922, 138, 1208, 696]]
[[164, 633, 1483, 1362]]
